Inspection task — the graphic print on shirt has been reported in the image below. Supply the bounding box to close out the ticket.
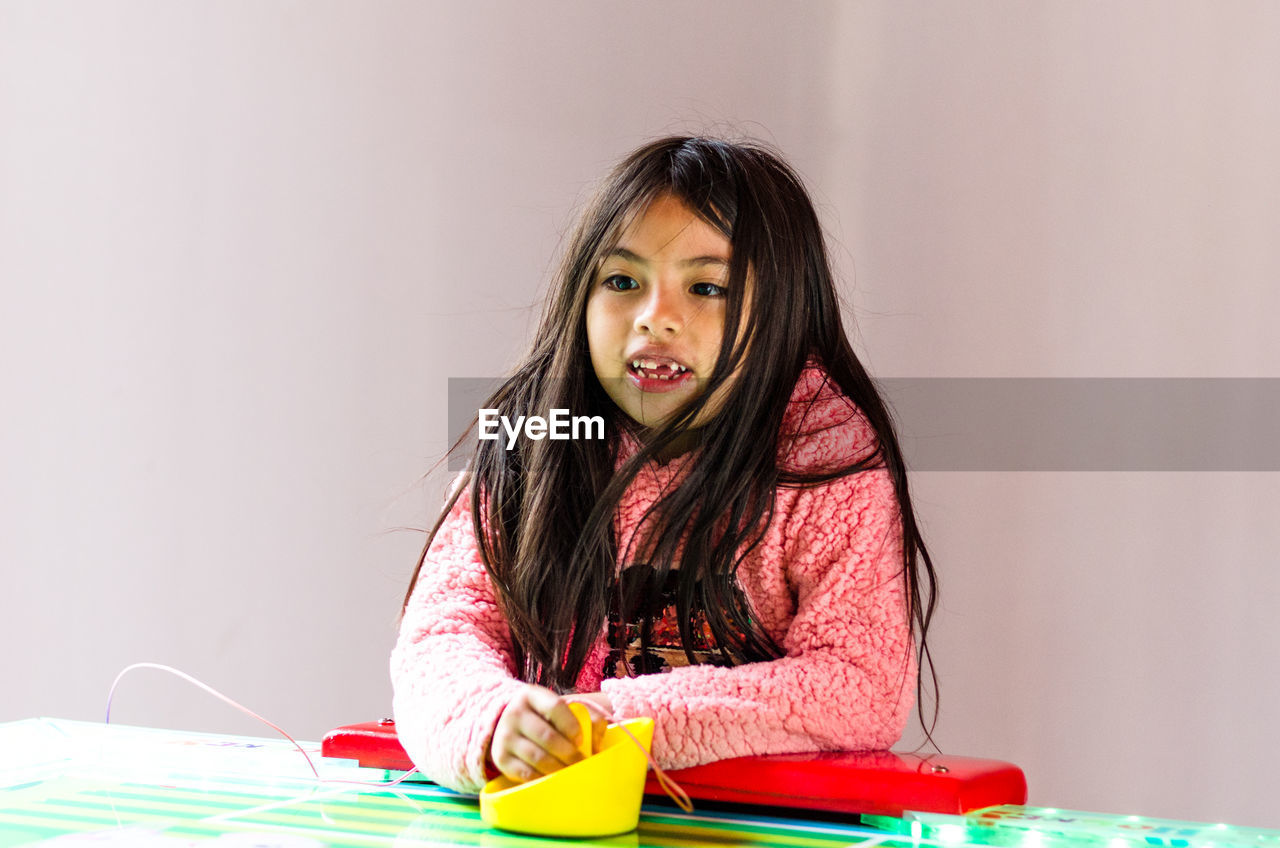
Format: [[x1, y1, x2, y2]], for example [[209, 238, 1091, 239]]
[[603, 563, 748, 678]]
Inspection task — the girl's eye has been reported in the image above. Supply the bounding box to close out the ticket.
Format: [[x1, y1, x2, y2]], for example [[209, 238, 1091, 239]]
[[602, 274, 639, 292], [690, 282, 726, 297]]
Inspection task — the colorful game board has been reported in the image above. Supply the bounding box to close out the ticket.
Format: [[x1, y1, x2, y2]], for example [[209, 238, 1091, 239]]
[[2, 719, 1277, 848]]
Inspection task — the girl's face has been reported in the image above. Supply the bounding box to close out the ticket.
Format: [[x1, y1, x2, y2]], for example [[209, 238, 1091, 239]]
[[586, 194, 741, 445]]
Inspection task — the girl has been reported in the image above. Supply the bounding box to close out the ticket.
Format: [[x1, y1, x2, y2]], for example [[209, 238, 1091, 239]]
[[391, 136, 936, 794]]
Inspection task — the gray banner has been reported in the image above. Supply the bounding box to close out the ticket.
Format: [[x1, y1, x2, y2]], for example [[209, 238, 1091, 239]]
[[447, 378, 1280, 471]]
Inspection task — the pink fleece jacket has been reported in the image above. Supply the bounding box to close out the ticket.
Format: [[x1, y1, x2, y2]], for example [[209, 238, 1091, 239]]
[[390, 363, 916, 794]]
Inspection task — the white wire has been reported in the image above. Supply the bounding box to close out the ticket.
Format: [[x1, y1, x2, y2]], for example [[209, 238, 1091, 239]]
[[105, 661, 420, 789]]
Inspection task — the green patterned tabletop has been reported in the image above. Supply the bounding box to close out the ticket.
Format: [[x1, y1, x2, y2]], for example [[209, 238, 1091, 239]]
[[2, 719, 1276, 848]]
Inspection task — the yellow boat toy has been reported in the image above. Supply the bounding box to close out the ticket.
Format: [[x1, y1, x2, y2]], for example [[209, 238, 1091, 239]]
[[479, 702, 655, 837]]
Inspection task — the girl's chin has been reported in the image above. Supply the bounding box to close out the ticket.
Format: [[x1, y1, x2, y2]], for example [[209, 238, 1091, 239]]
[[638, 425, 702, 460], [626, 404, 709, 437]]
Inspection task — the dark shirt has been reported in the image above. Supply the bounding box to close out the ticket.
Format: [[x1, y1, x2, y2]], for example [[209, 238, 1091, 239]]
[[603, 563, 742, 678]]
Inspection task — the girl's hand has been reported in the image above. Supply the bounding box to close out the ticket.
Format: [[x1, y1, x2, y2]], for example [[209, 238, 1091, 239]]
[[488, 685, 610, 782]]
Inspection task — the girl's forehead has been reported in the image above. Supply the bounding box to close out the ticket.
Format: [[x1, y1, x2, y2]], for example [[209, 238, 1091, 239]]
[[612, 194, 730, 261]]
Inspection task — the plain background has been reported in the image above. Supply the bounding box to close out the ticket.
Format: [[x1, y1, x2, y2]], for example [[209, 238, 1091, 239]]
[[3, 0, 1277, 829]]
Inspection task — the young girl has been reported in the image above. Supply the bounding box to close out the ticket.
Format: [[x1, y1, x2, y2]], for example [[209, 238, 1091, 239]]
[[391, 136, 937, 794]]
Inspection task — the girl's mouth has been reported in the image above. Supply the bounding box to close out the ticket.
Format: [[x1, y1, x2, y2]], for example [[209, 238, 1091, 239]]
[[627, 358, 693, 393]]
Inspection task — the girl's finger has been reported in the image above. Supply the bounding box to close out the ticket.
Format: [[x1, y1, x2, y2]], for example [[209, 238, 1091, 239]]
[[493, 746, 535, 783], [520, 686, 588, 753], [541, 699, 590, 751], [513, 707, 582, 767], [491, 720, 536, 782], [520, 684, 564, 716], [503, 733, 569, 779]]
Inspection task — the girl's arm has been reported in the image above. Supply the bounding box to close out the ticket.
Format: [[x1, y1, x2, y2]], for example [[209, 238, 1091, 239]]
[[598, 465, 916, 770], [390, 484, 529, 793]]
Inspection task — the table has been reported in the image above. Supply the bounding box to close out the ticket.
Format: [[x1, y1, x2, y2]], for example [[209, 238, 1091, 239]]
[[2, 719, 1276, 848]]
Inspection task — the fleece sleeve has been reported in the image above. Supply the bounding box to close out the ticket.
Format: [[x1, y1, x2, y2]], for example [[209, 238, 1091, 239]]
[[598, 466, 916, 769], [389, 486, 526, 794]]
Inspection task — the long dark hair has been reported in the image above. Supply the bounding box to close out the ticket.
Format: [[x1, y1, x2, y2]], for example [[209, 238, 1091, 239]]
[[404, 136, 938, 734]]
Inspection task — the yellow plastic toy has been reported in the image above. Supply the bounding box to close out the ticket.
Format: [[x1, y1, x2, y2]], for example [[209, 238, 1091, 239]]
[[479, 702, 655, 838]]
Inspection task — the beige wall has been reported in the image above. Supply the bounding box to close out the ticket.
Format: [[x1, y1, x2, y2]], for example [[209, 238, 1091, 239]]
[[2, 1, 1276, 828]]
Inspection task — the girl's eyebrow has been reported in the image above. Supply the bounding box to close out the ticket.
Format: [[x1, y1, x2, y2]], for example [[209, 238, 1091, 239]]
[[606, 247, 729, 269]]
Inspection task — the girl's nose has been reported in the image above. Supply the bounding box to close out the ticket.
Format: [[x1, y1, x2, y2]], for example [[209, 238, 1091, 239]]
[[634, 285, 683, 337]]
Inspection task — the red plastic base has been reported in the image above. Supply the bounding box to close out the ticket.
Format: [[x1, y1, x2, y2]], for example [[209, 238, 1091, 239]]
[[323, 720, 414, 771], [322, 720, 1026, 817], [641, 749, 1027, 816]]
